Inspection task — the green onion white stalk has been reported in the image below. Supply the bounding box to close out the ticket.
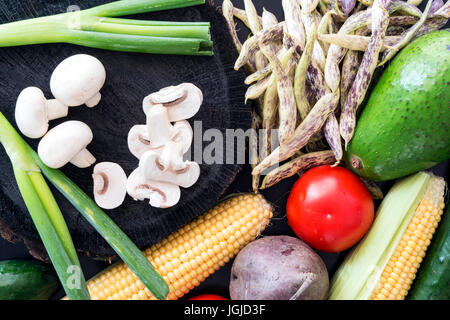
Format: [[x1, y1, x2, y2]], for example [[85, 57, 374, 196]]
[[0, 0, 212, 56]]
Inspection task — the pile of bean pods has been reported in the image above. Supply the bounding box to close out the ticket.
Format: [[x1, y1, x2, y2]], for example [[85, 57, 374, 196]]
[[223, 0, 449, 191]]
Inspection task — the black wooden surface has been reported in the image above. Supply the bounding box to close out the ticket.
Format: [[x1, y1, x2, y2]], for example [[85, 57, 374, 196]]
[[0, 0, 448, 300], [0, 1, 251, 260]]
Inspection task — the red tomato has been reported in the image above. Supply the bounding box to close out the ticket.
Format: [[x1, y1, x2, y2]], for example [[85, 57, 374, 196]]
[[286, 165, 374, 253], [188, 294, 228, 300]]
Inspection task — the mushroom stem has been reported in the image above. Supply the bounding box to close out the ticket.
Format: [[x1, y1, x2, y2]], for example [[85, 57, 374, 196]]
[[85, 92, 102, 108], [146, 104, 173, 148], [70, 149, 96, 168], [47, 99, 69, 120]]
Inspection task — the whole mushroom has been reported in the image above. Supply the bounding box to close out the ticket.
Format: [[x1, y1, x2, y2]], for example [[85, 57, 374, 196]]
[[38, 120, 96, 169], [15, 87, 68, 138], [50, 54, 106, 108], [126, 168, 181, 208], [92, 162, 127, 210], [143, 83, 203, 122]]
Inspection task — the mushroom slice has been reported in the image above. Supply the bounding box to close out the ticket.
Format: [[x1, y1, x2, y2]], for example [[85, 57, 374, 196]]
[[171, 120, 193, 154], [15, 87, 68, 139], [139, 150, 201, 188], [146, 104, 173, 149], [50, 54, 106, 108], [127, 125, 165, 159], [143, 83, 203, 122], [126, 168, 181, 208], [38, 120, 96, 169], [92, 162, 127, 210]]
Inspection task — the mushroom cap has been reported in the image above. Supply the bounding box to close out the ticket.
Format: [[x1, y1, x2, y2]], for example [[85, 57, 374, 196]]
[[143, 83, 203, 122], [139, 150, 201, 188], [15, 87, 49, 139], [50, 54, 106, 107], [92, 162, 127, 210], [127, 125, 165, 159], [126, 168, 181, 208], [38, 120, 93, 169]]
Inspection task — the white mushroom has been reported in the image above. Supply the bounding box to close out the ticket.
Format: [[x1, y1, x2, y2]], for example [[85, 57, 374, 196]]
[[15, 87, 68, 139], [139, 150, 200, 188], [145, 104, 173, 148], [171, 120, 193, 154], [38, 120, 96, 169], [143, 83, 203, 122], [127, 125, 161, 159], [128, 106, 191, 159], [92, 162, 127, 210], [126, 168, 181, 208], [50, 54, 106, 108]]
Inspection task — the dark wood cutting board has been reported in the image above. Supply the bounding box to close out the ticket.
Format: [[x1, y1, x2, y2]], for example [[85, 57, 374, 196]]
[[0, 0, 251, 261]]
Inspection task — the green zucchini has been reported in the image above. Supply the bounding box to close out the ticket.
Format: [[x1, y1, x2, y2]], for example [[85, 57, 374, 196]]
[[0, 260, 59, 300], [408, 203, 449, 300]]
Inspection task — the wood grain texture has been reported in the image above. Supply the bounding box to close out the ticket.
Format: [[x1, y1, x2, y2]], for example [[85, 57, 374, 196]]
[[0, 0, 251, 261]]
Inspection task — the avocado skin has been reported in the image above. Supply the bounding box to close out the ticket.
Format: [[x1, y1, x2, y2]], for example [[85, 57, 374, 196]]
[[345, 30, 450, 181]]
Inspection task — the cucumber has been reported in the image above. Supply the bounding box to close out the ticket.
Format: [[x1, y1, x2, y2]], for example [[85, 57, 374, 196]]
[[345, 30, 450, 181], [408, 203, 449, 300], [0, 260, 59, 300]]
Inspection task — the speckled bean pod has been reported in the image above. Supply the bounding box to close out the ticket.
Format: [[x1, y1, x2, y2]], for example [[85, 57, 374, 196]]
[[324, 9, 372, 93], [300, 0, 320, 14], [282, 0, 306, 48], [244, 0, 267, 70], [360, 177, 384, 200], [301, 12, 327, 71], [259, 40, 297, 144], [323, 113, 343, 162], [250, 111, 262, 192], [340, 0, 391, 148], [253, 93, 338, 176], [234, 23, 285, 71], [390, 0, 422, 17], [319, 33, 401, 51], [260, 150, 336, 189], [340, 49, 360, 108], [294, 23, 317, 120], [380, 0, 434, 66], [245, 75, 272, 101]]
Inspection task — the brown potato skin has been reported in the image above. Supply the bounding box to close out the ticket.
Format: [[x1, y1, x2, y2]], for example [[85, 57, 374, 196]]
[[229, 236, 329, 300]]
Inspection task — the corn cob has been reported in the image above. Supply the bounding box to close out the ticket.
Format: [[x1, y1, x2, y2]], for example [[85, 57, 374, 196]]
[[329, 172, 446, 300], [86, 194, 273, 300]]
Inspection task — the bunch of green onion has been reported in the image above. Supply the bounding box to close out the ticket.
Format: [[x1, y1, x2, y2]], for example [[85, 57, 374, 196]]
[[0, 112, 169, 300], [0, 0, 213, 56]]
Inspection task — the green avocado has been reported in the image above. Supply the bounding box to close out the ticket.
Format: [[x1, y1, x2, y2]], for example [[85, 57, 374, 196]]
[[345, 30, 450, 181]]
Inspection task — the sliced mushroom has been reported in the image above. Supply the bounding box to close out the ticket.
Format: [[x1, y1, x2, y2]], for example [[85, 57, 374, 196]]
[[92, 162, 127, 210], [15, 87, 68, 138], [127, 125, 165, 159], [38, 120, 96, 169], [50, 54, 106, 108], [139, 150, 201, 188], [143, 83, 203, 122], [126, 168, 181, 208], [145, 103, 174, 149], [171, 120, 193, 154]]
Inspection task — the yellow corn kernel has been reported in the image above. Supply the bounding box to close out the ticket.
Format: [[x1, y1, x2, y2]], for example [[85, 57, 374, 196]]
[[84, 194, 273, 300], [372, 176, 445, 300]]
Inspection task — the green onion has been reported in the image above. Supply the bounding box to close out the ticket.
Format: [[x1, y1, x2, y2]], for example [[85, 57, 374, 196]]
[[0, 0, 213, 56], [30, 150, 170, 300], [0, 111, 169, 300], [0, 112, 90, 300]]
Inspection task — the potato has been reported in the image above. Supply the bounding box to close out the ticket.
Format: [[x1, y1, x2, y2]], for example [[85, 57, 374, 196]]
[[229, 235, 329, 300]]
